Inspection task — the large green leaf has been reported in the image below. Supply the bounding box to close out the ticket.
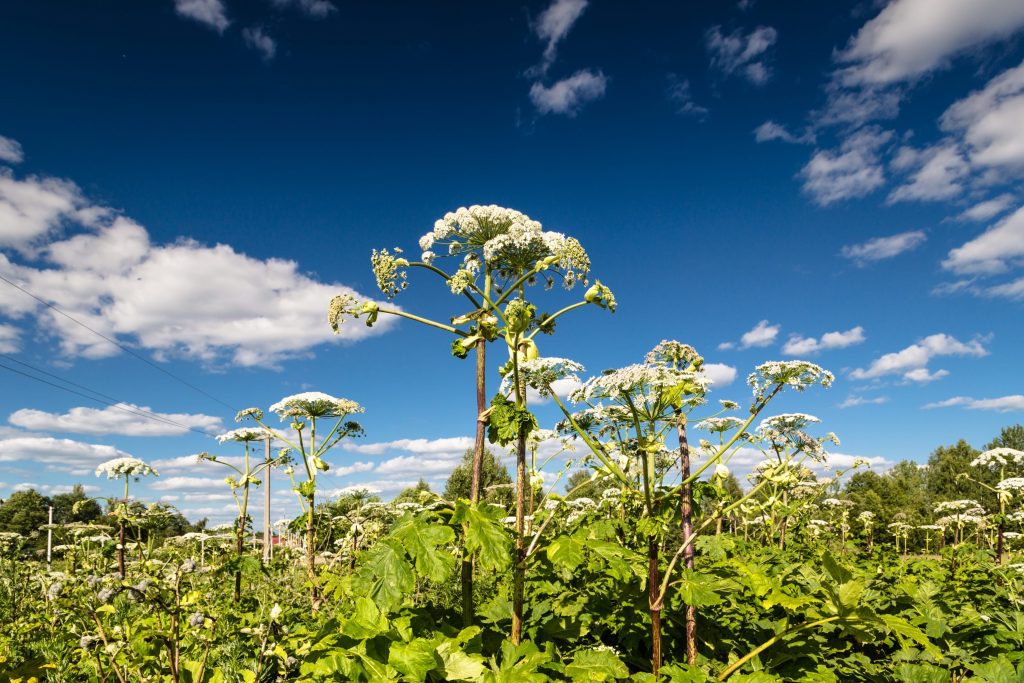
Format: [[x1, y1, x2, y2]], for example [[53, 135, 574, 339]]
[[564, 649, 628, 681]]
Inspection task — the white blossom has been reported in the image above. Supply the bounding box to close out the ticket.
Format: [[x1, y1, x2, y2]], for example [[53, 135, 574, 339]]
[[95, 457, 158, 480]]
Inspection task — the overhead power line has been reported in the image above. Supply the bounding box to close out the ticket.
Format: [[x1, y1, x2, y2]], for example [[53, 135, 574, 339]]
[[0, 271, 237, 412], [0, 355, 219, 437]]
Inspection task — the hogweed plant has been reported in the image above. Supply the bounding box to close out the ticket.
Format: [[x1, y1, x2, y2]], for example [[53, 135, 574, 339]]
[[527, 343, 835, 675], [236, 392, 365, 606], [199, 425, 281, 600], [967, 447, 1024, 562], [94, 457, 158, 579], [328, 204, 614, 631]]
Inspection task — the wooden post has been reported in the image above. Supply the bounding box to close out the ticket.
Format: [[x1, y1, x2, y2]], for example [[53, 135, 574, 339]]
[[46, 506, 53, 571], [263, 437, 272, 562]]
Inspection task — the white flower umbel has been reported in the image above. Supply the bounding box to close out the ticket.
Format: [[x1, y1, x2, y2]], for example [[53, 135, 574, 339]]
[[971, 447, 1024, 468], [95, 457, 157, 480], [215, 427, 277, 443], [268, 392, 364, 419]]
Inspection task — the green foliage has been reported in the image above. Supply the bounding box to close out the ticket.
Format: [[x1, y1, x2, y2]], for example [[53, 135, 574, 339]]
[[487, 393, 538, 447], [444, 448, 514, 509]]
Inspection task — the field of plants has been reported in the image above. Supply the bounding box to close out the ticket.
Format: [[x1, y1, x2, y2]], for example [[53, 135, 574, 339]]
[[2, 206, 1024, 682]]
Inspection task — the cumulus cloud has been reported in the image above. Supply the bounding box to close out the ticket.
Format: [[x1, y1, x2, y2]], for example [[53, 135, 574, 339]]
[[703, 363, 737, 387], [150, 476, 227, 491], [943, 205, 1024, 275], [835, 0, 1024, 87], [923, 395, 1024, 411], [270, 0, 337, 18], [0, 135, 24, 164], [342, 436, 473, 458], [529, 70, 607, 116], [530, 0, 589, 76], [242, 27, 276, 61], [957, 194, 1015, 222], [754, 121, 814, 144], [840, 230, 926, 265], [173, 0, 230, 33], [838, 395, 888, 409], [8, 404, 223, 437], [0, 167, 395, 367], [800, 128, 893, 205], [850, 333, 987, 382], [782, 326, 866, 355], [706, 25, 778, 85], [13, 482, 100, 495], [0, 323, 19, 353], [665, 75, 708, 118], [887, 143, 969, 203], [941, 60, 1024, 173], [0, 169, 86, 254], [0, 436, 133, 476], [740, 320, 779, 349]]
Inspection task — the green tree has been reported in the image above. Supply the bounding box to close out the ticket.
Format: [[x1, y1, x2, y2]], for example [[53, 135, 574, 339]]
[[925, 440, 993, 507], [52, 484, 102, 525], [394, 479, 432, 504], [444, 448, 513, 510], [985, 424, 1024, 455], [564, 469, 607, 501], [0, 489, 51, 546]]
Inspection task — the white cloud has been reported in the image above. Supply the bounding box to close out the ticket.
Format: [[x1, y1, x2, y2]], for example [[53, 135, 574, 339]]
[[782, 326, 866, 355], [150, 476, 227, 491], [703, 363, 737, 387], [0, 436, 132, 475], [800, 128, 893, 205], [941, 60, 1024, 172], [531, 0, 589, 76], [342, 436, 473, 457], [957, 194, 1015, 222], [717, 342, 735, 351], [986, 275, 1024, 300], [0, 323, 19, 353], [270, 0, 337, 18], [943, 205, 1024, 274], [530, 70, 607, 116], [174, 0, 230, 33], [0, 168, 395, 367], [850, 333, 987, 381], [902, 368, 950, 383], [0, 168, 85, 254], [887, 143, 969, 203], [923, 395, 1024, 411], [835, 0, 1024, 87], [242, 27, 276, 61], [754, 121, 814, 144], [739, 320, 780, 349], [840, 230, 926, 265], [9, 403, 223, 436], [665, 75, 708, 118], [706, 25, 778, 85], [838, 395, 888, 409], [0, 135, 24, 164], [12, 482, 100, 495]]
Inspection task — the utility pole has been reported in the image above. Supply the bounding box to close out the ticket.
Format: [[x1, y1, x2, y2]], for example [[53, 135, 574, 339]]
[[263, 437, 272, 562], [46, 506, 53, 571]]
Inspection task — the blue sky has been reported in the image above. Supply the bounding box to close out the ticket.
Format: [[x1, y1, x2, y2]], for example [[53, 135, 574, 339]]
[[1, 0, 1022, 525]]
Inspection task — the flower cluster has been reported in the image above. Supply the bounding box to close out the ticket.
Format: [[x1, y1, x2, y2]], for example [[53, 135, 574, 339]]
[[268, 392, 364, 419], [417, 205, 591, 288], [934, 499, 985, 515], [695, 416, 745, 434], [95, 457, 158, 480], [370, 248, 409, 299], [971, 447, 1024, 468], [215, 427, 276, 444], [747, 360, 835, 402]]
